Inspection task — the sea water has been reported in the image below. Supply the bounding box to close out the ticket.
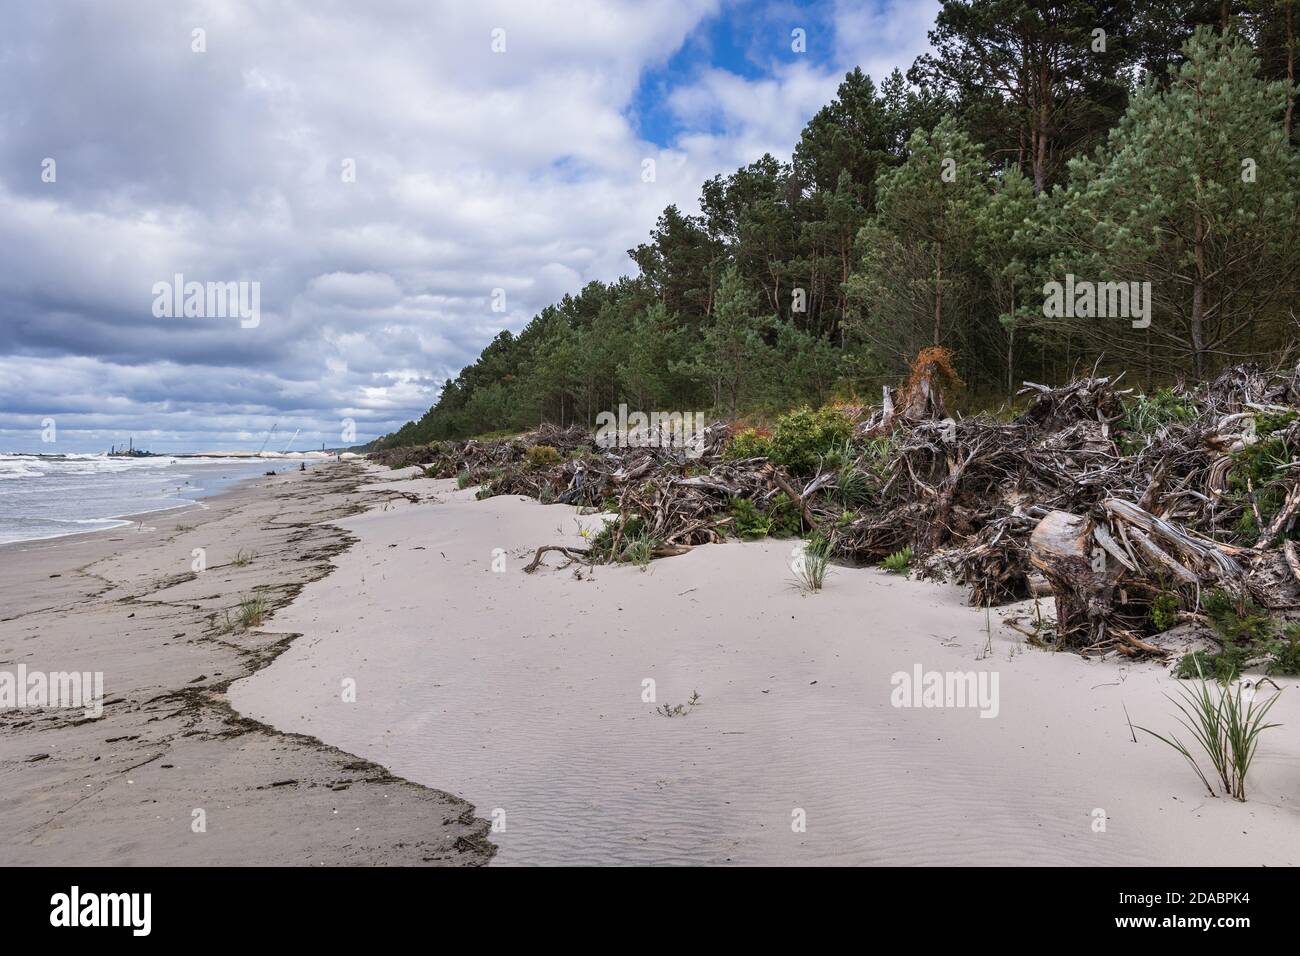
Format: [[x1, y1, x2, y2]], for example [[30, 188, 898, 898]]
[[0, 454, 291, 545]]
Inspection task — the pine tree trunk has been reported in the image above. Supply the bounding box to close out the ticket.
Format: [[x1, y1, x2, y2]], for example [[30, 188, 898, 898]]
[[933, 242, 943, 346], [1191, 210, 1208, 379], [1006, 287, 1016, 396], [1287, 5, 1295, 140]]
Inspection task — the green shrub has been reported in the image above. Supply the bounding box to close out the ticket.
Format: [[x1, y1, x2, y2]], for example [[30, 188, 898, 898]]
[[881, 547, 912, 575], [1266, 624, 1300, 676], [1201, 589, 1274, 644], [724, 428, 774, 461], [729, 497, 772, 539], [728, 494, 801, 539], [526, 444, 562, 468], [1255, 410, 1297, 439], [771, 406, 854, 476], [767, 493, 803, 537], [1175, 645, 1251, 683], [1225, 435, 1292, 542], [1151, 592, 1180, 632], [455, 468, 473, 489], [1119, 388, 1195, 434]]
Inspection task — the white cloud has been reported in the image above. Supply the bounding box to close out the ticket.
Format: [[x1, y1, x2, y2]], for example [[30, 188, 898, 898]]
[[0, 0, 933, 451]]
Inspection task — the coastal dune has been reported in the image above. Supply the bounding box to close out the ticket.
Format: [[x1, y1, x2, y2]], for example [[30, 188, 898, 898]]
[[231, 469, 1300, 866]]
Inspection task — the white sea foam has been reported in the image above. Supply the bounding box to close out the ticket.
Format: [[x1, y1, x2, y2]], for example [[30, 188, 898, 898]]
[[0, 456, 280, 545]]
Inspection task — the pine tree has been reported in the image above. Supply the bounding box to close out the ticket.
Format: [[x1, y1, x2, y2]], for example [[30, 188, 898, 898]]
[[1051, 28, 1300, 378], [849, 117, 989, 368], [683, 267, 774, 416]]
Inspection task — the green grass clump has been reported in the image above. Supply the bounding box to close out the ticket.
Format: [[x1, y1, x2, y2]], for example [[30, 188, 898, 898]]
[[232, 549, 256, 567], [834, 464, 873, 508], [588, 515, 658, 568], [1137, 658, 1282, 802], [621, 528, 656, 570], [456, 468, 473, 489], [881, 547, 912, 575], [237, 595, 269, 629], [793, 535, 831, 592]]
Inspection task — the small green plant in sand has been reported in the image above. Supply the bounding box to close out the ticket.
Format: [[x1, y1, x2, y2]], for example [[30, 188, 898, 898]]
[[793, 535, 831, 592], [232, 549, 256, 567], [1136, 659, 1281, 802], [1174, 646, 1249, 683], [588, 515, 659, 568], [455, 468, 473, 489], [1172, 588, 1298, 679], [656, 691, 702, 717], [621, 527, 657, 570], [237, 595, 269, 629], [881, 547, 912, 575]]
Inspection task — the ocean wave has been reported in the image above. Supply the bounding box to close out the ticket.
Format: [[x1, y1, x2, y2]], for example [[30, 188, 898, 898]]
[[0, 460, 42, 479]]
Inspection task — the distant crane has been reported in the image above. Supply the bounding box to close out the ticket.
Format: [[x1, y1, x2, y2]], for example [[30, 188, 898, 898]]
[[281, 428, 300, 454], [256, 424, 278, 455]]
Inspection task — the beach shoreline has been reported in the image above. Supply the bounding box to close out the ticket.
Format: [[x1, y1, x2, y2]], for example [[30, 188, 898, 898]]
[[0, 462, 494, 866], [232, 469, 1300, 866], [7, 458, 1299, 866]]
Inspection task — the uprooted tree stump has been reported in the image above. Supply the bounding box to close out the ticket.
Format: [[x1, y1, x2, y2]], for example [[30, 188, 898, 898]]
[[1029, 510, 1116, 648], [1029, 508, 1165, 655]]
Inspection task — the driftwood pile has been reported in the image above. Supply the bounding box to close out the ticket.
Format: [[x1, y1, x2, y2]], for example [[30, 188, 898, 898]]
[[380, 361, 1300, 657]]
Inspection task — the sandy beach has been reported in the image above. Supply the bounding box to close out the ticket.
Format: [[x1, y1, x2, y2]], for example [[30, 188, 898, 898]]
[[0, 463, 492, 866], [227, 468, 1300, 866]]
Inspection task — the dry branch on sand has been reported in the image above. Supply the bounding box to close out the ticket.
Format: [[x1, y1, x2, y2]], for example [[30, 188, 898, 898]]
[[375, 358, 1300, 659]]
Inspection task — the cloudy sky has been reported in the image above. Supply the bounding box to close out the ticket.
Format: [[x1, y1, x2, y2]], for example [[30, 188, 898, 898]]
[[0, 0, 936, 453]]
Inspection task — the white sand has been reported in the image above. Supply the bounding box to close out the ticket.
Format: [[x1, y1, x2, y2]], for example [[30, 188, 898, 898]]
[[230, 473, 1300, 865]]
